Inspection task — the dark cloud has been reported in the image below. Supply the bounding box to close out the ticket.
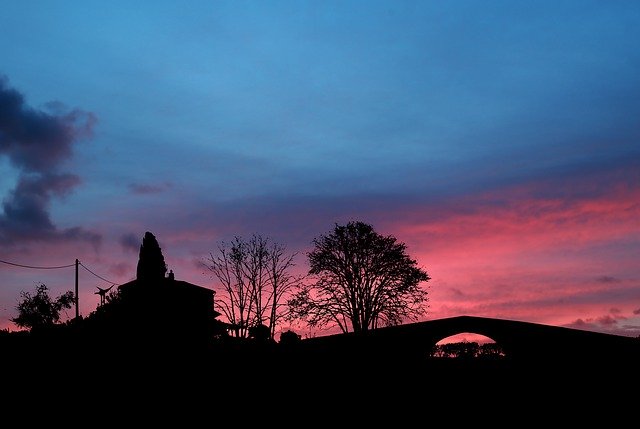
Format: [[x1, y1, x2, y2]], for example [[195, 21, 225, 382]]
[[634, 308, 640, 315], [569, 313, 625, 330], [568, 318, 588, 328], [0, 76, 95, 173], [128, 182, 172, 195], [609, 307, 621, 314], [597, 276, 621, 284], [449, 288, 465, 298], [566, 317, 640, 337], [108, 262, 132, 278], [193, 258, 208, 271], [0, 173, 100, 247], [0, 76, 99, 246], [119, 233, 140, 253], [596, 315, 618, 326]]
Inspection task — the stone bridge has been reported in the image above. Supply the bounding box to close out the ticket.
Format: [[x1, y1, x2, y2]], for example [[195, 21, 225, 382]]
[[303, 316, 639, 363]]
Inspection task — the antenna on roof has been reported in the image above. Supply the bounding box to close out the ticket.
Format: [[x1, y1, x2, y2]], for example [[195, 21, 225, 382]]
[[95, 285, 114, 306]]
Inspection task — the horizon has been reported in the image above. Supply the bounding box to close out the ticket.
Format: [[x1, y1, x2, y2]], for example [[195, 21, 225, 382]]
[[1, 2, 639, 337]]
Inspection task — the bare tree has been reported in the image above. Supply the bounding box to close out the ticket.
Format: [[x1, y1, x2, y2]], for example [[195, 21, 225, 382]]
[[206, 234, 302, 338], [288, 221, 430, 333], [207, 237, 254, 338], [244, 235, 269, 326], [266, 241, 304, 339]]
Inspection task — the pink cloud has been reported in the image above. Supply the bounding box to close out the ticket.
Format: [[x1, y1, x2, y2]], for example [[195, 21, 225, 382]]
[[378, 170, 640, 331], [569, 318, 588, 327], [3, 155, 638, 337], [566, 312, 640, 337], [596, 315, 618, 326]]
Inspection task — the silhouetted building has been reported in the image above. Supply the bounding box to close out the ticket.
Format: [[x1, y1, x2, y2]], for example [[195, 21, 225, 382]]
[[117, 273, 224, 344]]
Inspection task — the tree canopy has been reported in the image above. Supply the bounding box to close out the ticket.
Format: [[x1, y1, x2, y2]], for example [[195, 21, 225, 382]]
[[288, 221, 430, 333], [11, 283, 74, 331]]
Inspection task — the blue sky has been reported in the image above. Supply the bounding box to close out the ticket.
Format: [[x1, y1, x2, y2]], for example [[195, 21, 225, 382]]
[[1, 1, 639, 335]]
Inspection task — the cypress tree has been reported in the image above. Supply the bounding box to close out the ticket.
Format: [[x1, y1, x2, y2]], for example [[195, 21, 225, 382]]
[[136, 231, 167, 283]]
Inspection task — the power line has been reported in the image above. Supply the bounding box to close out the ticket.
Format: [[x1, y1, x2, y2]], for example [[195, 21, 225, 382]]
[[78, 262, 119, 286], [0, 256, 119, 285], [0, 258, 75, 270]]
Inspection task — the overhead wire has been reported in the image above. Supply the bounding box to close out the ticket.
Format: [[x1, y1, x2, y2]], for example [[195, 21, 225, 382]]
[[0, 257, 119, 285], [78, 261, 119, 286], [0, 258, 75, 270]]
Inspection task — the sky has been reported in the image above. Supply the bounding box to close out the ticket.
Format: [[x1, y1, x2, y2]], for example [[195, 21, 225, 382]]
[[1, 1, 639, 338]]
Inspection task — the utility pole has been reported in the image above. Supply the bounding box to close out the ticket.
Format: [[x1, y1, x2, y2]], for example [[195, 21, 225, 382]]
[[75, 258, 79, 319]]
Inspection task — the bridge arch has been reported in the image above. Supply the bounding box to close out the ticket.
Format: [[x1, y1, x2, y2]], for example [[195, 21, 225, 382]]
[[305, 315, 640, 365], [394, 318, 519, 358], [435, 332, 497, 345], [431, 332, 505, 359], [361, 316, 530, 359]]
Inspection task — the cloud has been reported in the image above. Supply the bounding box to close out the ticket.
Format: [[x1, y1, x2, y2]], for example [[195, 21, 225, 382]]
[[0, 76, 95, 173], [119, 233, 140, 253], [597, 276, 621, 284], [596, 315, 618, 326], [566, 317, 640, 337], [568, 318, 588, 328], [0, 76, 99, 246], [634, 308, 640, 315], [128, 182, 172, 195], [449, 288, 465, 298], [108, 262, 132, 278], [0, 173, 100, 246], [566, 309, 636, 336]]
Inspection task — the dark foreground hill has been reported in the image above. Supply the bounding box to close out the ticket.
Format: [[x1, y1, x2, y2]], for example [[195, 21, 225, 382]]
[[3, 326, 637, 385], [2, 337, 638, 423], [2, 316, 639, 418]]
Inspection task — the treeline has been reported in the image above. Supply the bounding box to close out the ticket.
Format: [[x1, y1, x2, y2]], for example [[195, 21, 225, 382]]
[[6, 221, 432, 341], [430, 341, 506, 359]]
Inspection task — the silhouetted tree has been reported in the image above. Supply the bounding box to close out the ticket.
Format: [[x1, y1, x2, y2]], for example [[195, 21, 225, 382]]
[[288, 221, 430, 333], [88, 288, 123, 320], [430, 341, 505, 359], [266, 241, 304, 338], [136, 231, 167, 283], [245, 235, 269, 326], [431, 342, 469, 358], [11, 283, 74, 331], [279, 330, 301, 345], [206, 236, 257, 338], [248, 323, 272, 342], [455, 341, 479, 359], [206, 234, 303, 338], [479, 342, 505, 358]]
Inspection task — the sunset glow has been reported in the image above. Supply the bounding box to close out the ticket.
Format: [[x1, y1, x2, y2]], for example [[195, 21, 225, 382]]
[[1, 2, 638, 337]]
